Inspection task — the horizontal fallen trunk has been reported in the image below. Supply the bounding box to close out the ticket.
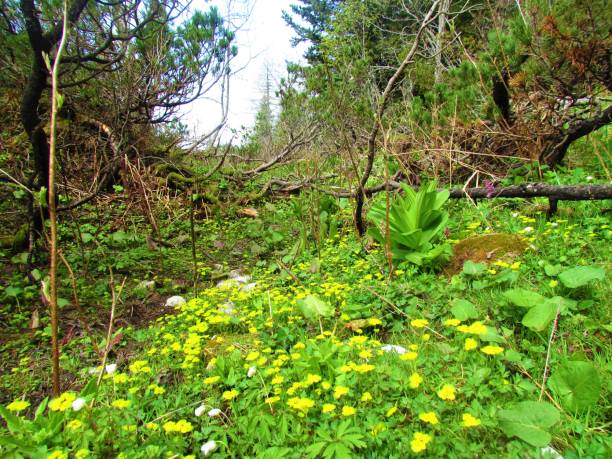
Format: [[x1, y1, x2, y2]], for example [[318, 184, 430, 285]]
[[448, 183, 612, 201]]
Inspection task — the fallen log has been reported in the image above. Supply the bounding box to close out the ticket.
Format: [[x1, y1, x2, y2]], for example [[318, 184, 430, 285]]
[[448, 183, 612, 201]]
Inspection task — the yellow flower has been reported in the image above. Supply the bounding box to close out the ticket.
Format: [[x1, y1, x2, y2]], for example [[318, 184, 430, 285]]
[[462, 413, 481, 427], [422, 333, 430, 342], [358, 350, 373, 359], [321, 381, 331, 390], [49, 393, 77, 412], [265, 396, 280, 404], [6, 400, 30, 412], [145, 422, 159, 430], [400, 352, 418, 361], [245, 351, 260, 361], [444, 319, 461, 327], [304, 374, 322, 386], [458, 321, 487, 335], [361, 392, 373, 402], [367, 318, 382, 326], [322, 403, 336, 413], [549, 280, 558, 288], [410, 319, 429, 328], [437, 384, 456, 401], [287, 397, 315, 413], [354, 363, 375, 373], [341, 405, 356, 416], [111, 399, 131, 409], [222, 389, 239, 400], [464, 338, 478, 351], [386, 405, 398, 417], [419, 412, 439, 425], [66, 420, 83, 430], [112, 373, 128, 384], [75, 449, 89, 459], [148, 384, 165, 395], [481, 345, 504, 355], [409, 372, 423, 389], [128, 360, 151, 374], [46, 451, 68, 459], [334, 386, 349, 399], [271, 375, 284, 385], [204, 376, 221, 385], [410, 432, 432, 453], [163, 419, 193, 433]]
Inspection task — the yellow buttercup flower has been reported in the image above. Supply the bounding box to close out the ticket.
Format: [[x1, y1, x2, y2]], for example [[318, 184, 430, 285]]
[[400, 352, 418, 361], [334, 386, 349, 399], [419, 412, 439, 425], [444, 319, 461, 327], [204, 376, 221, 385], [437, 384, 456, 401], [410, 319, 429, 328], [66, 420, 83, 430], [409, 372, 423, 389], [341, 405, 356, 416], [386, 405, 398, 417], [322, 403, 336, 413], [222, 389, 239, 400], [462, 413, 481, 427], [360, 392, 373, 402], [46, 451, 68, 459], [6, 400, 30, 412], [111, 399, 131, 409], [410, 432, 432, 453], [49, 393, 77, 412], [481, 345, 504, 355], [464, 338, 478, 351]]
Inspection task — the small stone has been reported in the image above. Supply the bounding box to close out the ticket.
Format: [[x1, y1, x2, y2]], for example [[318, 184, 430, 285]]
[[220, 300, 235, 315], [165, 295, 186, 308], [240, 282, 257, 292]]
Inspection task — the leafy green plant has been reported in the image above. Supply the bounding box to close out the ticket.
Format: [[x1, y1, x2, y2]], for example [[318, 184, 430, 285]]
[[367, 182, 452, 267]]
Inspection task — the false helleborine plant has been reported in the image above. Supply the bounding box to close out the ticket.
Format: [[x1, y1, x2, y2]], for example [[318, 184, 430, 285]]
[[367, 182, 452, 268]]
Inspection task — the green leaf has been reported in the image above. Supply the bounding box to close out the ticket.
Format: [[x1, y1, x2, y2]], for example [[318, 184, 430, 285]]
[[498, 401, 560, 447], [544, 264, 562, 276], [502, 289, 546, 308], [297, 295, 333, 320], [81, 233, 94, 243], [522, 303, 558, 331], [548, 361, 601, 412], [0, 405, 25, 433], [450, 299, 479, 320], [558, 266, 605, 288], [462, 260, 486, 276]]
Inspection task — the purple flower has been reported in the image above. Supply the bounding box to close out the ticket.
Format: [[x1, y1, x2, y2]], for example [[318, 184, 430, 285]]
[[484, 180, 495, 198]]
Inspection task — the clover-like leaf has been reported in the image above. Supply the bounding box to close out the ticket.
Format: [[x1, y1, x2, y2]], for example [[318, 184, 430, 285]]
[[548, 361, 601, 412], [498, 401, 560, 447]]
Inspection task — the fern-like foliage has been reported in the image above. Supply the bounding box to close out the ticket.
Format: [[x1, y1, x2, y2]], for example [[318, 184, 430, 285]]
[[367, 182, 452, 267]]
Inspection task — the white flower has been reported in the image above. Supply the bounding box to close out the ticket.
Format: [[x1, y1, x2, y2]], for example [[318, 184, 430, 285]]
[[380, 344, 407, 355], [88, 367, 101, 375], [551, 222, 558, 227], [247, 366, 257, 378], [511, 212, 519, 217], [105, 363, 117, 374], [523, 226, 534, 234], [195, 405, 206, 417], [71, 398, 86, 411], [586, 176, 594, 181], [201, 440, 217, 456], [207, 408, 222, 417]]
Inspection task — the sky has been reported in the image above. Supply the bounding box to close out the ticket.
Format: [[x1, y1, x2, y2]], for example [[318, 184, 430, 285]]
[[181, 0, 306, 141]]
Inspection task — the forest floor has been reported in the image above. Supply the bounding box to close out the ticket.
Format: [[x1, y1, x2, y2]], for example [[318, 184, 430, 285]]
[[0, 165, 610, 458]]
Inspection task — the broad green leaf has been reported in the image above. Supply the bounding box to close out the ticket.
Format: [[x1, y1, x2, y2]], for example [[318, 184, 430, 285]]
[[548, 361, 601, 411], [558, 266, 605, 288], [503, 289, 546, 308], [451, 299, 479, 320], [544, 264, 562, 276], [297, 295, 333, 320], [462, 260, 486, 276], [81, 232, 94, 243], [522, 303, 558, 331], [498, 401, 560, 447]]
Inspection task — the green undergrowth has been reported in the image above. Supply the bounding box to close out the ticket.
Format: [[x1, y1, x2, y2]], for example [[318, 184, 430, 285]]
[[1, 195, 610, 458]]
